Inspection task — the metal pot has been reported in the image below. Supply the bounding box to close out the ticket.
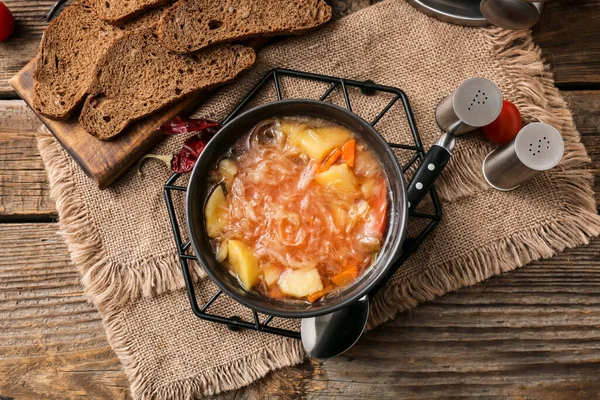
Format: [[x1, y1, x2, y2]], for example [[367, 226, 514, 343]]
[[185, 99, 446, 318]]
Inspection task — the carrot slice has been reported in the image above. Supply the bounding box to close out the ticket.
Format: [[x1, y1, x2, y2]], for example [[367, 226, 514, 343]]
[[342, 139, 356, 168], [307, 286, 334, 303], [330, 266, 359, 286], [319, 148, 342, 172], [370, 181, 388, 236]]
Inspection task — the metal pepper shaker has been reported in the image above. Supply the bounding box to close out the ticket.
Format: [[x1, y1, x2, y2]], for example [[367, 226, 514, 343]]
[[482, 122, 564, 191], [435, 77, 503, 135]]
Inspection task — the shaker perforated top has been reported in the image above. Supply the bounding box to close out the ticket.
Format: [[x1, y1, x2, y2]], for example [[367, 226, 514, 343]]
[[453, 77, 503, 128], [515, 122, 564, 171]]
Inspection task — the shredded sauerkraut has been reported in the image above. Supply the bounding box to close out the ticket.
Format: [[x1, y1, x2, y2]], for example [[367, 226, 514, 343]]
[[209, 117, 388, 301]]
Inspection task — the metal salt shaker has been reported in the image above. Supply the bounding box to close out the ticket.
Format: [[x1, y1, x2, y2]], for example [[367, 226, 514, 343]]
[[482, 122, 564, 191]]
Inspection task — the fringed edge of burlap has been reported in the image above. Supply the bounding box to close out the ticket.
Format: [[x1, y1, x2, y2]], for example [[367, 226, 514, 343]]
[[369, 26, 600, 327], [102, 306, 305, 399], [36, 132, 204, 312]]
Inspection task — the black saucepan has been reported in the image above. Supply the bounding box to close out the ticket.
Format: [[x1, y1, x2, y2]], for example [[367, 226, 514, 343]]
[[186, 99, 449, 318]]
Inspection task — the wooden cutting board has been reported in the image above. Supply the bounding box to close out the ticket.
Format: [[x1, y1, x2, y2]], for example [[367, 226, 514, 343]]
[[9, 59, 204, 190]]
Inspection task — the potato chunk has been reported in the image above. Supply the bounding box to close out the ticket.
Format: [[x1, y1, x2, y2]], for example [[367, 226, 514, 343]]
[[262, 265, 281, 287], [279, 120, 306, 136], [218, 159, 238, 185], [205, 185, 228, 238], [288, 125, 351, 162], [315, 164, 358, 192], [279, 268, 324, 298], [227, 240, 260, 290]]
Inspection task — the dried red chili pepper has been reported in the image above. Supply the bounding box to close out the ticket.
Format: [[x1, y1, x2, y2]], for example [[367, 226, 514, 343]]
[[171, 134, 207, 173], [138, 116, 220, 176], [137, 134, 211, 175], [159, 116, 220, 135]]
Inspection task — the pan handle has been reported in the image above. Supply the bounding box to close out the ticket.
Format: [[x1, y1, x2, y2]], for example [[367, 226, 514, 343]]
[[368, 132, 454, 298], [406, 132, 455, 209]]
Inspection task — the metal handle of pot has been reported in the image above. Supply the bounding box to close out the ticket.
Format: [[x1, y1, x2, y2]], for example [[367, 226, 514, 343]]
[[406, 132, 455, 210]]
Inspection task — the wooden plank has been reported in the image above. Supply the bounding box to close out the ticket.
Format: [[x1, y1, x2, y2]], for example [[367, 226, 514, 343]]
[[3, 223, 600, 399], [532, 0, 600, 87], [0, 223, 129, 399], [562, 91, 600, 201], [0, 100, 55, 221], [0, 129, 55, 221], [0, 99, 41, 132], [562, 91, 600, 136]]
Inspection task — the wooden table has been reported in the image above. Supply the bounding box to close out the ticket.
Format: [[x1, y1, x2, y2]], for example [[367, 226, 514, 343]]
[[0, 1, 599, 398]]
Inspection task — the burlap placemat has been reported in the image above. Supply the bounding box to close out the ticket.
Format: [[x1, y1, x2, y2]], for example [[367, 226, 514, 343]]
[[36, 1, 600, 398]]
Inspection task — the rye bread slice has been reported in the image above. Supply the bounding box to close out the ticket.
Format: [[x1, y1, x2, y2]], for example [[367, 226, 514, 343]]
[[33, 1, 121, 119], [79, 28, 256, 140], [157, 0, 332, 53], [92, 0, 174, 24], [33, 1, 165, 120]]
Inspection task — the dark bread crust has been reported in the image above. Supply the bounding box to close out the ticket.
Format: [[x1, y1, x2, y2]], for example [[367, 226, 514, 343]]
[[33, 0, 166, 120], [158, 0, 332, 54], [91, 0, 175, 25], [79, 28, 256, 139]]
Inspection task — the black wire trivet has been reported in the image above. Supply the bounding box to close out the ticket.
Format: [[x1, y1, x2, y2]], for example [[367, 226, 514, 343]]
[[164, 68, 442, 339]]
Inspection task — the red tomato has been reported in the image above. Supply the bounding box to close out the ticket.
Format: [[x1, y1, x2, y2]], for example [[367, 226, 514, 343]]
[[482, 100, 523, 145], [0, 2, 15, 42]]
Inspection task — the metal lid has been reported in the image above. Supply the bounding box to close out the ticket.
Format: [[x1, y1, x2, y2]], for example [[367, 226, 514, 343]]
[[453, 78, 503, 127], [407, 0, 489, 27], [515, 122, 564, 171], [480, 0, 543, 30]]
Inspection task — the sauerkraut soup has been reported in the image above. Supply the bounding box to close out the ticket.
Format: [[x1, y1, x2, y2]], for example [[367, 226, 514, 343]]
[[204, 116, 388, 303]]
